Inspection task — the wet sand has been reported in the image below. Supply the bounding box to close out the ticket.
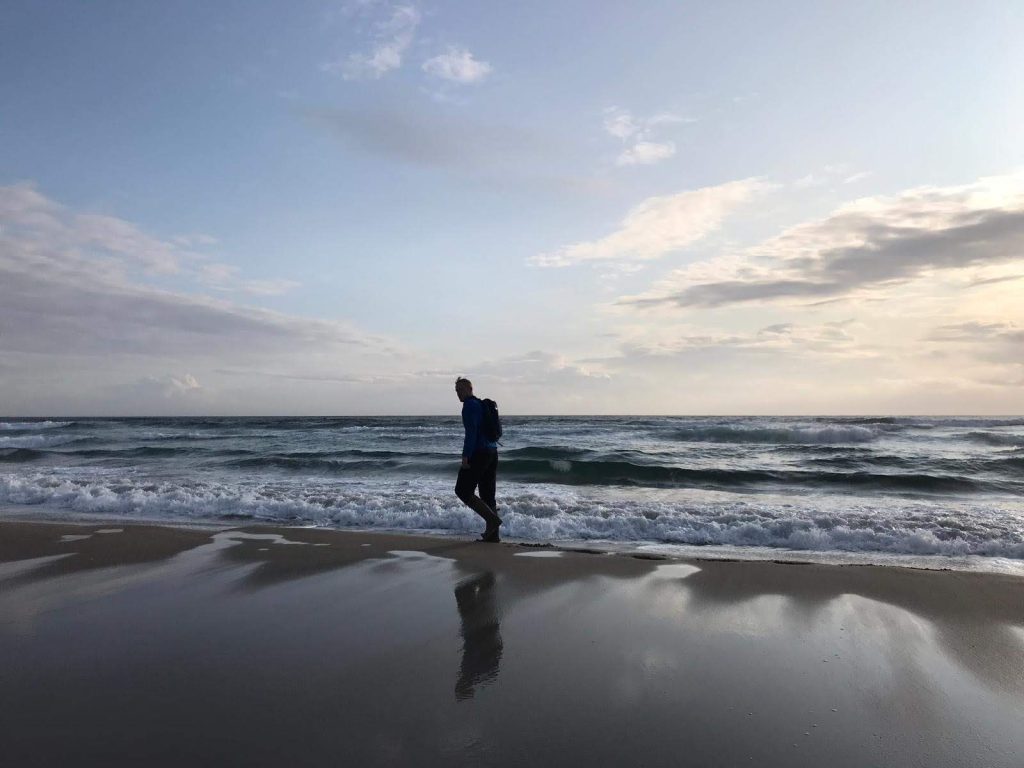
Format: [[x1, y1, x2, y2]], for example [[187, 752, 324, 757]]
[[1, 519, 1022, 767]]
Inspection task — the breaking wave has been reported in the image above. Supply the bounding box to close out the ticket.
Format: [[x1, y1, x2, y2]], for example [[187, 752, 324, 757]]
[[668, 425, 878, 444], [965, 431, 1024, 448], [2, 473, 1021, 560], [0, 420, 74, 431], [2, 414, 1022, 565]]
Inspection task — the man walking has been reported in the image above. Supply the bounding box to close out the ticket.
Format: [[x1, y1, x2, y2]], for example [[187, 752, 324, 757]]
[[454, 377, 502, 542]]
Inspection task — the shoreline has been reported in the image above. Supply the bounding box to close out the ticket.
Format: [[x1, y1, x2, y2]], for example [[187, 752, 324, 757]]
[[3, 505, 1023, 576], [2, 518, 1023, 766]]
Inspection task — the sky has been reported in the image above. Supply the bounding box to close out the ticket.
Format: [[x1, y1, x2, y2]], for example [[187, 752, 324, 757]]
[[2, 0, 1023, 415]]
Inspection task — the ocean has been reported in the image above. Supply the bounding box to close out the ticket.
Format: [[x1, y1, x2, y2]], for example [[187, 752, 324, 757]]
[[2, 415, 1022, 570]]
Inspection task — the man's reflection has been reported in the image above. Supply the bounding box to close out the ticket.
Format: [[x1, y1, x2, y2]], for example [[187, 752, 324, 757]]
[[454, 571, 503, 701]]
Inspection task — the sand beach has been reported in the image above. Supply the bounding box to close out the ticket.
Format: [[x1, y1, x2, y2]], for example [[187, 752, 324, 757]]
[[1, 519, 1022, 767]]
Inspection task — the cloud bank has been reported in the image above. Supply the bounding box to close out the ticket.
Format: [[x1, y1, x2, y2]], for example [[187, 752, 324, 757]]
[[0, 183, 402, 412], [622, 172, 1024, 309]]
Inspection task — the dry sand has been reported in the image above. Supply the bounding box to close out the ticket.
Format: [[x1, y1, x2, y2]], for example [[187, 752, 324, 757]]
[[1, 519, 1022, 767]]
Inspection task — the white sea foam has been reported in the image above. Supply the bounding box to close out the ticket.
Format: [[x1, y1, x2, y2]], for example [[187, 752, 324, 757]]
[[3, 472, 1022, 562], [0, 435, 73, 448], [894, 417, 1024, 429], [670, 425, 878, 444], [0, 421, 72, 431]]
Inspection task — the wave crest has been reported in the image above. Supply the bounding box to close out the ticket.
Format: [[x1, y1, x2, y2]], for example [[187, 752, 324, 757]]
[[2, 474, 1021, 560], [965, 431, 1024, 448], [669, 425, 878, 445]]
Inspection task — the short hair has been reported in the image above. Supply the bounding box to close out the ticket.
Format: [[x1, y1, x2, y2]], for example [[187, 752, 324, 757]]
[[455, 376, 472, 390]]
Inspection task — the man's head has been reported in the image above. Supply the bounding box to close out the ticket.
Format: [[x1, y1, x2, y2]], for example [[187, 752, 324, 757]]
[[455, 376, 473, 402]]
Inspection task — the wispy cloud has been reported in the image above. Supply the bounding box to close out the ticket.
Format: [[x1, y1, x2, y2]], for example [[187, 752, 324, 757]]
[[603, 107, 693, 168], [616, 141, 676, 167], [0, 183, 297, 298], [198, 263, 300, 296], [794, 164, 872, 189], [597, 320, 862, 362], [530, 178, 767, 267], [140, 373, 204, 399], [0, 183, 388, 359], [422, 46, 492, 84], [308, 104, 556, 173], [622, 171, 1024, 309], [926, 321, 1024, 343], [323, 4, 421, 80]]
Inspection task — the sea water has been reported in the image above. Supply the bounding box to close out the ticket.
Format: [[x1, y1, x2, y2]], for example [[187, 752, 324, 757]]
[[2, 416, 1022, 569]]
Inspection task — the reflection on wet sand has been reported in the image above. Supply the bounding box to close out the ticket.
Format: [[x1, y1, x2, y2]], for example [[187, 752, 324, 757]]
[[0, 521, 213, 583], [672, 560, 1024, 696], [1, 520, 1022, 767], [221, 527, 386, 590], [454, 572, 503, 701]]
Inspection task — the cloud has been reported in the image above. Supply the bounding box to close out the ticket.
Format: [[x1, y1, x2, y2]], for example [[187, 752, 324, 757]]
[[470, 350, 610, 384], [0, 183, 391, 360], [842, 171, 872, 185], [530, 178, 766, 267], [0, 183, 189, 279], [603, 109, 640, 140], [966, 273, 1024, 287], [926, 322, 1024, 343], [0, 182, 298, 299], [443, 350, 613, 412], [199, 263, 300, 296], [422, 46, 492, 83], [308, 105, 554, 172], [616, 141, 676, 166], [623, 171, 1024, 309], [140, 373, 203, 398], [603, 107, 692, 168], [794, 164, 871, 189], [601, 320, 861, 361], [323, 4, 421, 80]]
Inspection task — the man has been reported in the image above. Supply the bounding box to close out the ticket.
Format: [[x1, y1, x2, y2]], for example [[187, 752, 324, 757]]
[[454, 377, 502, 542]]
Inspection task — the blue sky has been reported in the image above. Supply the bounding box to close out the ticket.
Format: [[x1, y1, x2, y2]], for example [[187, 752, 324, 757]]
[[2, 1, 1023, 414]]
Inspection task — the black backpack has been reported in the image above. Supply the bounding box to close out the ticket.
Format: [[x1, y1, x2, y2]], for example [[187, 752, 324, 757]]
[[479, 398, 503, 443]]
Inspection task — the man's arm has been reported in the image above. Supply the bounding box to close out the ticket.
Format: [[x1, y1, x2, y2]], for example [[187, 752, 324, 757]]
[[462, 399, 480, 459]]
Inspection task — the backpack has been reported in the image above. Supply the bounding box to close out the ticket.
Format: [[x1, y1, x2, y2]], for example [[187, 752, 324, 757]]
[[479, 398, 503, 443]]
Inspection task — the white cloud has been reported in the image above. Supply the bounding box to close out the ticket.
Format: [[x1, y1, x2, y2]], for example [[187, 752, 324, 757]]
[[616, 141, 676, 166], [603, 109, 640, 140], [0, 182, 298, 299], [793, 164, 871, 189], [597, 320, 862, 362], [0, 183, 388, 359], [623, 171, 1024, 308], [530, 178, 766, 267], [0, 183, 413, 414], [324, 4, 421, 80], [141, 373, 203, 398], [603, 107, 692, 168], [422, 46, 492, 83]]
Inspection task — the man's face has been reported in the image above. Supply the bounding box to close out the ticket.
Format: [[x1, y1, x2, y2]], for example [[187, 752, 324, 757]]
[[455, 384, 470, 402]]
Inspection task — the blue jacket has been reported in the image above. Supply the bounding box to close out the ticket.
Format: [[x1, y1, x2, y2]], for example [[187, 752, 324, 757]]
[[462, 396, 498, 458]]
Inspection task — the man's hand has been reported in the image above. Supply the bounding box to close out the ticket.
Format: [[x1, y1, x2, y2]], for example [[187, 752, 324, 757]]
[[461, 457, 470, 469]]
